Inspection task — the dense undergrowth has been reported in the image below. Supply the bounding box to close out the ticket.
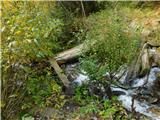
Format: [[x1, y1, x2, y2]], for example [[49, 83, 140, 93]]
[[1, 1, 64, 119], [1, 1, 160, 119]]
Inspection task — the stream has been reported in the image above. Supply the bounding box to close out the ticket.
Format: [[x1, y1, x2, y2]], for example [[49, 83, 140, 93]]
[[65, 63, 160, 120], [112, 67, 160, 120]]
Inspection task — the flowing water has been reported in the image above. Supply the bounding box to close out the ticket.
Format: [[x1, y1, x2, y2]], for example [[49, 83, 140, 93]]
[[66, 64, 160, 120]]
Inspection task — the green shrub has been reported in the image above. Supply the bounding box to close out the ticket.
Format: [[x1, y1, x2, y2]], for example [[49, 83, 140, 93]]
[[80, 59, 106, 81], [2, 1, 63, 63], [24, 66, 53, 108], [1, 2, 64, 119], [74, 85, 95, 105], [98, 97, 128, 119], [85, 9, 141, 73], [73, 94, 127, 119]]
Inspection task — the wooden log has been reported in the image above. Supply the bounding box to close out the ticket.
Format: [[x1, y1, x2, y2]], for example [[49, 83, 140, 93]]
[[50, 43, 88, 88], [49, 58, 70, 87], [54, 41, 96, 64], [54, 43, 85, 64]]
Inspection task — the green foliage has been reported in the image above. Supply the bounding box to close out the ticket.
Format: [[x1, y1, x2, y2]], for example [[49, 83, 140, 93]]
[[79, 101, 99, 116], [74, 85, 94, 105], [74, 93, 127, 119], [73, 7, 142, 119], [80, 59, 106, 81], [24, 66, 53, 108], [46, 80, 66, 109], [99, 100, 117, 118], [85, 9, 141, 73], [99, 97, 128, 119], [1, 2, 64, 119], [2, 1, 63, 63]]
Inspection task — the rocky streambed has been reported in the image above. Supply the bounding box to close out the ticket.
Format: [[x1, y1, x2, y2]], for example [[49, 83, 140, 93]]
[[64, 62, 160, 120], [62, 44, 160, 120], [112, 67, 160, 120]]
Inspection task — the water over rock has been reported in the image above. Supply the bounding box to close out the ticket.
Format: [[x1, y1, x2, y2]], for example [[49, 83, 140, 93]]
[[113, 67, 160, 120], [65, 62, 160, 119]]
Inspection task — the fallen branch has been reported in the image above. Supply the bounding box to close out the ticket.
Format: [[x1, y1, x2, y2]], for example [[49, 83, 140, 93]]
[[49, 58, 70, 87]]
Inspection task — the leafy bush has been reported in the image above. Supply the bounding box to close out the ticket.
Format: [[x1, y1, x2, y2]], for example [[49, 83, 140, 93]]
[[2, 1, 63, 63], [80, 59, 106, 81], [79, 101, 99, 116], [74, 95, 127, 119], [23, 65, 53, 108], [85, 9, 141, 74], [99, 97, 128, 119], [74, 84, 95, 105], [1, 1, 64, 119]]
